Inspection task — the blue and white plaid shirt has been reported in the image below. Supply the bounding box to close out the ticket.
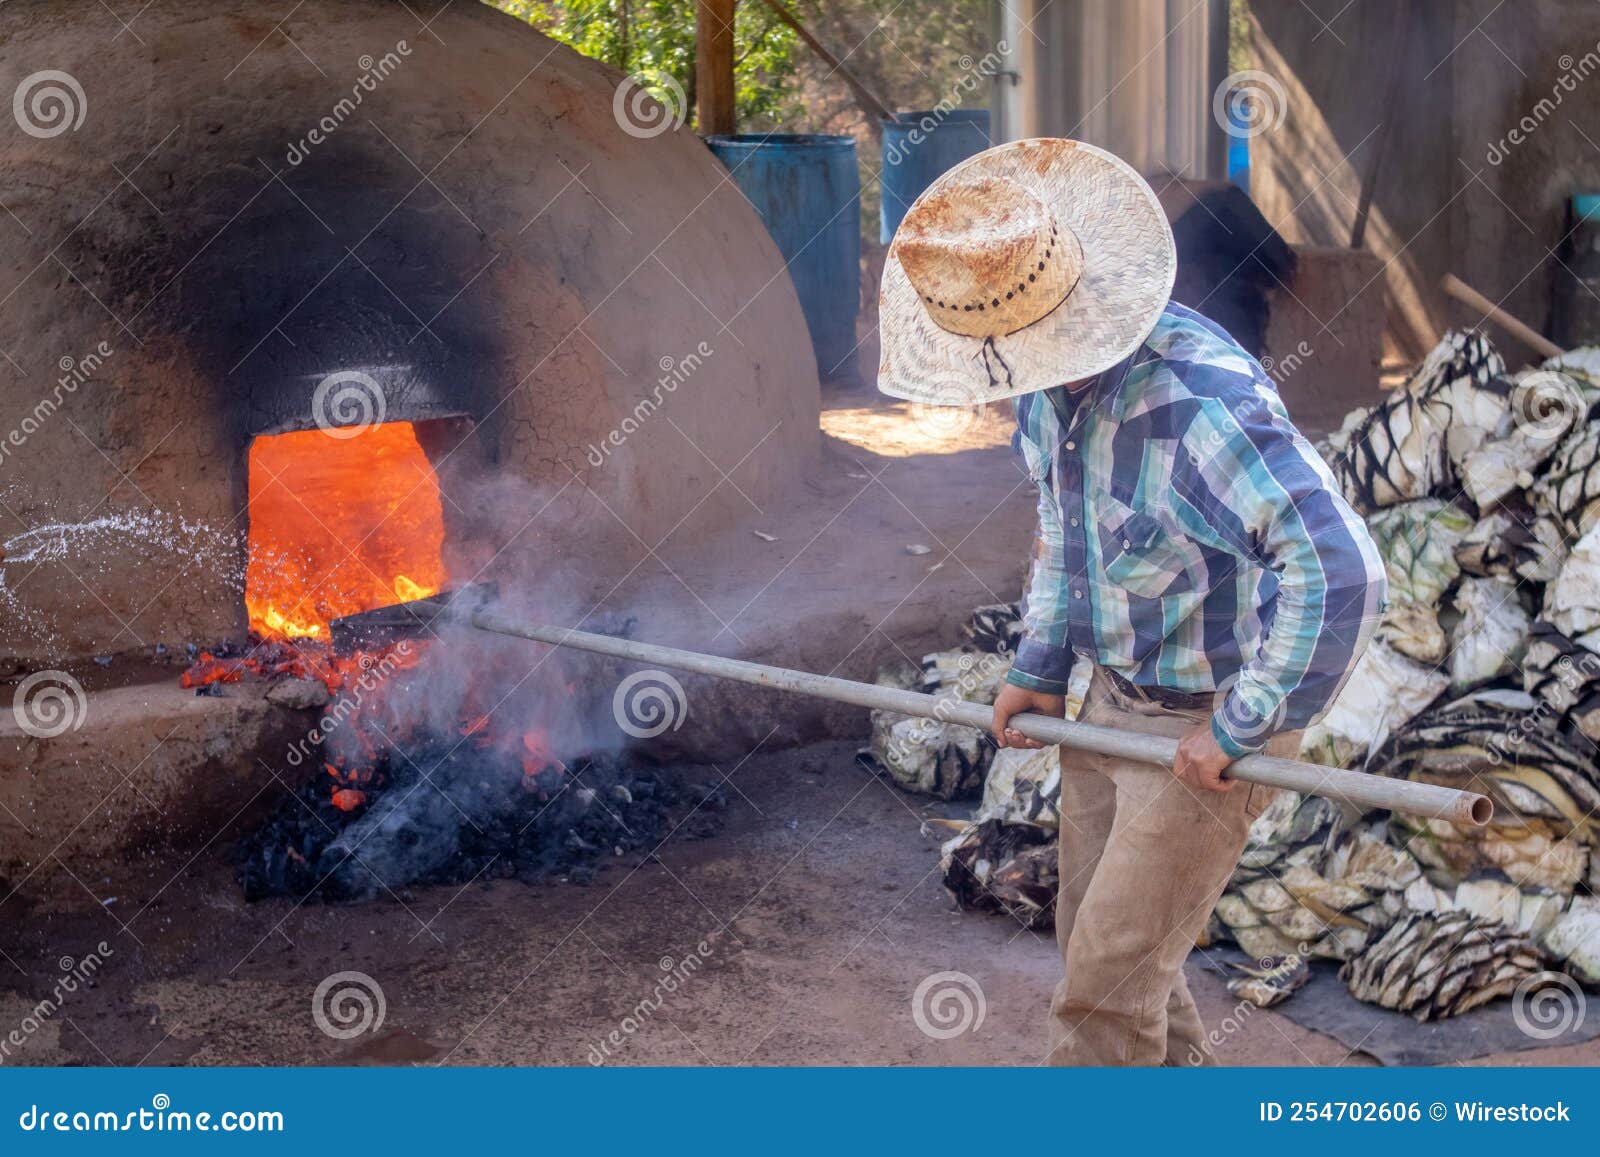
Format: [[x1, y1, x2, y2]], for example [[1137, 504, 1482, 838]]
[[1007, 303, 1387, 758]]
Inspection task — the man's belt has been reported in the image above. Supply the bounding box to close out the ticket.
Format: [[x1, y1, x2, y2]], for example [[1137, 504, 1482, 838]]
[[1102, 667, 1216, 714]]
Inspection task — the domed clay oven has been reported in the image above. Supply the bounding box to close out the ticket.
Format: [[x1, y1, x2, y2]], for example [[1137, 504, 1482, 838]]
[[0, 0, 820, 668]]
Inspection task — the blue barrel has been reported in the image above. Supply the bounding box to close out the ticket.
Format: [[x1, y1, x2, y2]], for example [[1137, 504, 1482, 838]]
[[1226, 90, 1251, 194], [880, 108, 992, 242], [705, 134, 860, 381]]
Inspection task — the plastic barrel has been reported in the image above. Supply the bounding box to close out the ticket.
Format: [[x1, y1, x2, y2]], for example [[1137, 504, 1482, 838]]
[[880, 108, 992, 243], [1226, 90, 1252, 193], [705, 134, 861, 381]]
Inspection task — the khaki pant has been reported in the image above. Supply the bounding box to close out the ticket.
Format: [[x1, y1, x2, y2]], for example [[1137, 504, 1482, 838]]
[[1045, 667, 1300, 1066]]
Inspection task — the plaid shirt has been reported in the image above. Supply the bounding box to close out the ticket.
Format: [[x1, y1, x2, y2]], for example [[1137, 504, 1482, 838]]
[[1007, 303, 1387, 758]]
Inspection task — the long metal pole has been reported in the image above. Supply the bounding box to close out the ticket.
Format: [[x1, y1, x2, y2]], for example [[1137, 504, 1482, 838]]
[[464, 609, 1493, 828]]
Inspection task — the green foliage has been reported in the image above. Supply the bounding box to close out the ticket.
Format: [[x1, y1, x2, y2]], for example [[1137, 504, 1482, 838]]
[[487, 0, 993, 244], [1229, 0, 1251, 74], [489, 0, 802, 129]]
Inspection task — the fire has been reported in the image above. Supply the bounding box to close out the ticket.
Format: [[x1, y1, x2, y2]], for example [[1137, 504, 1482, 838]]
[[221, 429, 573, 816], [393, 574, 429, 601], [244, 422, 447, 639]]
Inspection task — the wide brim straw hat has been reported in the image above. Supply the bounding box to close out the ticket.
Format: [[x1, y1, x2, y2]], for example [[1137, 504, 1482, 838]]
[[878, 138, 1176, 406]]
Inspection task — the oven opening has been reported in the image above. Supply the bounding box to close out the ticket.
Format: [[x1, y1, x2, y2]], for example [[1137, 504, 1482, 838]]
[[244, 421, 447, 641]]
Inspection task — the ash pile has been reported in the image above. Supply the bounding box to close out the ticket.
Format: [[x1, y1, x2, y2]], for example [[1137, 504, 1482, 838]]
[[863, 332, 1600, 1021]]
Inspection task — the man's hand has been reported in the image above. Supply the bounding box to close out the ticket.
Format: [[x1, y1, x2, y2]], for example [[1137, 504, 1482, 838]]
[[991, 684, 1066, 749], [1173, 724, 1236, 793]]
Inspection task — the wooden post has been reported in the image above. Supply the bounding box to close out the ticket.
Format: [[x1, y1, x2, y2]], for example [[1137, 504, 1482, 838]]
[[1441, 274, 1565, 359], [696, 0, 737, 135]]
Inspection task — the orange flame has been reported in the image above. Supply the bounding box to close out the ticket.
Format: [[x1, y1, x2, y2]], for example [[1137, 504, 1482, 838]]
[[244, 423, 446, 639], [393, 574, 429, 601]]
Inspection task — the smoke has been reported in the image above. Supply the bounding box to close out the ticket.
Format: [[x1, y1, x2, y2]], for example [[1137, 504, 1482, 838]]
[[306, 469, 649, 897]]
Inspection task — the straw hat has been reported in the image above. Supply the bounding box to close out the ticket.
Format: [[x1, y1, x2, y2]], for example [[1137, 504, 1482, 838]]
[[878, 138, 1176, 405]]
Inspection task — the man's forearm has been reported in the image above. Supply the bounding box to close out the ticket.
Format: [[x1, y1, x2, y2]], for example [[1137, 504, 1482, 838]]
[[1007, 638, 1077, 693], [1210, 575, 1386, 758], [1175, 395, 1388, 759], [1010, 521, 1076, 693]]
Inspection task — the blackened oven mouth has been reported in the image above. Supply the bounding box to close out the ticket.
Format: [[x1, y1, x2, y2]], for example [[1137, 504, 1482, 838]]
[[180, 417, 726, 902]]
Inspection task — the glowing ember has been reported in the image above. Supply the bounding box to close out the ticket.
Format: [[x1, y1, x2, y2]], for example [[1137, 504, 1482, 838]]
[[244, 423, 447, 639], [179, 638, 346, 690], [521, 730, 565, 775], [330, 788, 367, 812]]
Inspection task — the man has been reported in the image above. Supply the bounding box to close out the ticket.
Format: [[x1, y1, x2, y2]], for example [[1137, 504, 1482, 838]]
[[878, 139, 1386, 1066]]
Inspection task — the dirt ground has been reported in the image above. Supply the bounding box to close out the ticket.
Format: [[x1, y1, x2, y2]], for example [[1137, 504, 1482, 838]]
[[3, 388, 1594, 1068], [0, 737, 1594, 1068]]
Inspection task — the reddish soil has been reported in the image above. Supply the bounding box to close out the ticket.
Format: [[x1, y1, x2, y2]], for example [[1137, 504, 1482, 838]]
[[3, 737, 1595, 1067]]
